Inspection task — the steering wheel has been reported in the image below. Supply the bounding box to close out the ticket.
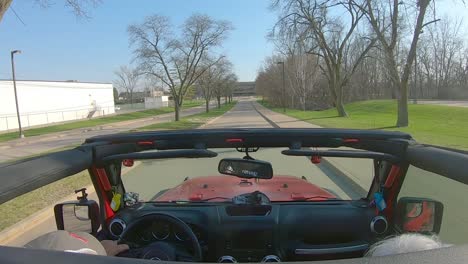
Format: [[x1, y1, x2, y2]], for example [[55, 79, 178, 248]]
[[118, 213, 202, 261]]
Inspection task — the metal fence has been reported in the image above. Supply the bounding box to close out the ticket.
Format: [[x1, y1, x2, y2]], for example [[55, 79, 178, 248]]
[[1, 100, 179, 132], [0, 105, 115, 132]]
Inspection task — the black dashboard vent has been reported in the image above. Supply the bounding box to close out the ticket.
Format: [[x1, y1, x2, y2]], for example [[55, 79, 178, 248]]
[[109, 218, 126, 237]]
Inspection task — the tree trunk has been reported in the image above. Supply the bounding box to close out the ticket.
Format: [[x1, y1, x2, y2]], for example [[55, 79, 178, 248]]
[[225, 96, 228, 104], [174, 99, 180, 121], [217, 97, 221, 108], [395, 0, 429, 126], [335, 100, 348, 117], [332, 82, 348, 117], [336, 91, 348, 117], [205, 100, 210, 113], [396, 82, 409, 127]]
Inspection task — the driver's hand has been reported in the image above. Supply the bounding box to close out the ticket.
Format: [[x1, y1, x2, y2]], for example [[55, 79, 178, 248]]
[[100, 240, 129, 256]]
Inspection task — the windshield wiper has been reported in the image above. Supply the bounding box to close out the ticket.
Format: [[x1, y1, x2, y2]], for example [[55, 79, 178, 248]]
[[290, 195, 338, 202], [168, 197, 232, 203]]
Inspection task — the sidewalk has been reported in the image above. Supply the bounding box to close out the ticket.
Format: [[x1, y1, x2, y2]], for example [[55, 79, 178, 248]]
[[0, 103, 215, 163], [254, 101, 373, 193]]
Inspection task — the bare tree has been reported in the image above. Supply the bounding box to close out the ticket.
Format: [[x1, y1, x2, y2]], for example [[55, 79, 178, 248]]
[[353, 0, 436, 127], [113, 65, 140, 106], [0, 0, 13, 22], [128, 14, 233, 121], [1, 0, 101, 22], [213, 60, 235, 108], [198, 60, 218, 113], [223, 73, 238, 104], [427, 17, 463, 99], [198, 57, 236, 111], [272, 0, 376, 117]]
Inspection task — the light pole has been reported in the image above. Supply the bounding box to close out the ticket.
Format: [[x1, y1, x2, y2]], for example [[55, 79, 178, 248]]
[[11, 50, 24, 138], [277, 61, 286, 112]]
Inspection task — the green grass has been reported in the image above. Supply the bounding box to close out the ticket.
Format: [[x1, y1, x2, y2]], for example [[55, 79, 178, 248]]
[[0, 171, 91, 232], [0, 100, 203, 143], [140, 102, 237, 130], [260, 100, 468, 150]]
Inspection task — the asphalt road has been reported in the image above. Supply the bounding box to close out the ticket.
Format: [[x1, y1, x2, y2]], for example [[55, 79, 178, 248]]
[[417, 100, 468, 108]]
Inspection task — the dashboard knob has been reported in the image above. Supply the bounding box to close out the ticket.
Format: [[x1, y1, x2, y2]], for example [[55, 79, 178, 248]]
[[218, 255, 237, 263], [261, 255, 281, 262]]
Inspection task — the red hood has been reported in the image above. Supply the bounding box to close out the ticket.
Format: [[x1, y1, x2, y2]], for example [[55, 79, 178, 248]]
[[154, 175, 336, 202]]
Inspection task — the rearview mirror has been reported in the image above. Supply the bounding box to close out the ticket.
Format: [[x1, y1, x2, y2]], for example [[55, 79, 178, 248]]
[[218, 158, 273, 179], [395, 197, 444, 234], [54, 189, 100, 235]]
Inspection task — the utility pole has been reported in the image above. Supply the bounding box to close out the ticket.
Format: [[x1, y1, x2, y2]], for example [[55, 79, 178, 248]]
[[277, 61, 286, 112], [11, 50, 24, 138]]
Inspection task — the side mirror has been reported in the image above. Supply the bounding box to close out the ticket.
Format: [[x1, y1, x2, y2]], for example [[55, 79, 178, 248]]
[[54, 189, 100, 235], [395, 197, 444, 234], [218, 158, 273, 179]]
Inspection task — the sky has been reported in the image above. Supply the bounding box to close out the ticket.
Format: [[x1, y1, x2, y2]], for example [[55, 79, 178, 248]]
[[0, 0, 277, 83], [0, 0, 466, 84]]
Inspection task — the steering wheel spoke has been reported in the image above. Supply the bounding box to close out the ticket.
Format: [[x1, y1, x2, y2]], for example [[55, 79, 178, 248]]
[[118, 213, 202, 261]]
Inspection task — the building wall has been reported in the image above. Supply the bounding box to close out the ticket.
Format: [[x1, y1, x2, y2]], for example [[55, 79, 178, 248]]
[[0, 81, 115, 132], [144, 96, 169, 109], [233, 82, 256, 96]]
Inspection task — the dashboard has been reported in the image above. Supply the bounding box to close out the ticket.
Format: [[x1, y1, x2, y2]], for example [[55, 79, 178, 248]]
[[108, 201, 387, 262], [132, 220, 206, 245]]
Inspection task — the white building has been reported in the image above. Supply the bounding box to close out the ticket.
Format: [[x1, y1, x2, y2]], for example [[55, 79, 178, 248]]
[[0, 80, 115, 132], [144, 90, 169, 109]]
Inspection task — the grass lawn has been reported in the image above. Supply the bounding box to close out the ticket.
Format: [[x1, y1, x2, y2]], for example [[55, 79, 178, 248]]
[[0, 100, 203, 143], [0, 171, 91, 232], [140, 102, 237, 130], [260, 100, 468, 150]]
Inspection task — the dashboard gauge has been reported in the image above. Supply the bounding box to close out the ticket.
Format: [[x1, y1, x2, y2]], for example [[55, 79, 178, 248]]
[[139, 230, 153, 242], [174, 225, 190, 241], [174, 224, 202, 242], [152, 221, 170, 240]]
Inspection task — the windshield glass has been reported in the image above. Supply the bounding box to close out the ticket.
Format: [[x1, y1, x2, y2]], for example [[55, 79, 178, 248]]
[[121, 147, 373, 203]]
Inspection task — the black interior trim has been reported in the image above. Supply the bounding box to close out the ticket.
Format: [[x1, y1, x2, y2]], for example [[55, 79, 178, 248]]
[[294, 244, 369, 255], [2, 241, 468, 264], [406, 145, 468, 185], [282, 149, 400, 163], [0, 147, 92, 205], [102, 149, 218, 162]]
